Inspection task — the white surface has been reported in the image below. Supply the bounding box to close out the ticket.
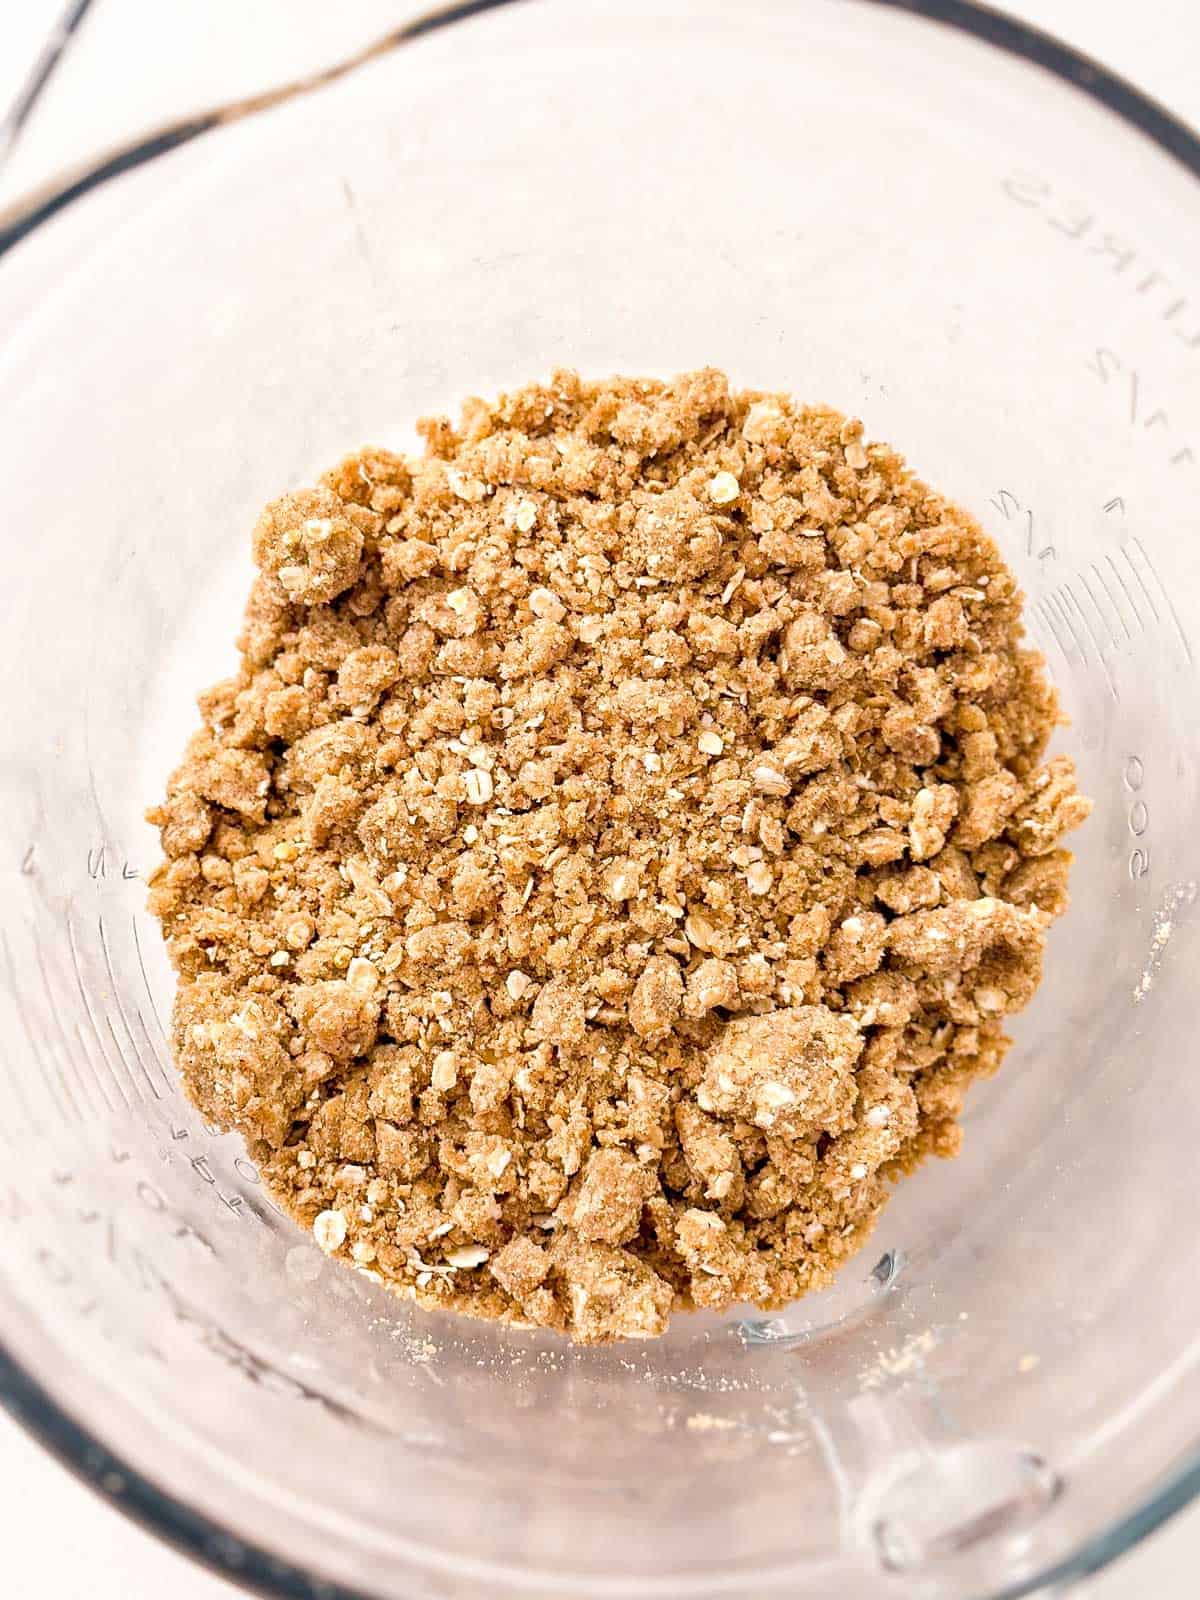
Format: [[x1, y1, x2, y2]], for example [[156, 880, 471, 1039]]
[[1, 1, 1199, 1596]]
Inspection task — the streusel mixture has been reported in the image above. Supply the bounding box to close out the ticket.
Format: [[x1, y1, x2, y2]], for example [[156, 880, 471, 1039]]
[[148, 369, 1090, 1342]]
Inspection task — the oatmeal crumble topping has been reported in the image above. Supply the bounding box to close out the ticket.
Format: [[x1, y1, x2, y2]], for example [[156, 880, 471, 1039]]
[[148, 369, 1089, 1342]]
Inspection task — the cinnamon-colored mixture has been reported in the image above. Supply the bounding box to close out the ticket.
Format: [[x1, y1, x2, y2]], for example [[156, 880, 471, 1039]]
[[147, 369, 1090, 1342]]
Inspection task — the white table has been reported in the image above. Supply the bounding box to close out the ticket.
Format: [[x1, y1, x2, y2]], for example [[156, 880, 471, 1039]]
[[1, 2, 1196, 1595]]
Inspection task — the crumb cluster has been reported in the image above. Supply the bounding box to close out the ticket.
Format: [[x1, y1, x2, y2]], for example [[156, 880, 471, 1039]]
[[148, 369, 1090, 1342]]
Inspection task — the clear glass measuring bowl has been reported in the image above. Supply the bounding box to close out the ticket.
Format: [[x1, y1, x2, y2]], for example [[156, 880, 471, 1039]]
[[1, 3, 1199, 1596]]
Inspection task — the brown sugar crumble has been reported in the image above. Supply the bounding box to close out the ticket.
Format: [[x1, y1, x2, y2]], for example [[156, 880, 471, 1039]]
[[147, 369, 1091, 1342]]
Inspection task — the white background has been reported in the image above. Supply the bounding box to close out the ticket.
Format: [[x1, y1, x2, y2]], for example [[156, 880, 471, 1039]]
[[0, 2, 1196, 1596]]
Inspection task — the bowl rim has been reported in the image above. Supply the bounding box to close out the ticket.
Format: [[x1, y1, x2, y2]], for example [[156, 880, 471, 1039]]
[[5, 0, 1200, 260], [2, 1, 1200, 1596]]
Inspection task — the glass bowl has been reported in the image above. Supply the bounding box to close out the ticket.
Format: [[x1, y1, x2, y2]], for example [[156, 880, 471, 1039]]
[[1, 2, 1199, 1596]]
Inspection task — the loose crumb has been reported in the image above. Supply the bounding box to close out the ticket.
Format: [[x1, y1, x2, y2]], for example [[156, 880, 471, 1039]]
[[147, 368, 1089, 1343]]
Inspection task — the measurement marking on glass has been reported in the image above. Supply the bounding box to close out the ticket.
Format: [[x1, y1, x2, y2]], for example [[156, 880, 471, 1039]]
[[1127, 536, 1194, 664], [129, 915, 174, 1091], [1038, 595, 1073, 659], [75, 905, 152, 1105], [1086, 347, 1196, 467], [988, 488, 1056, 562], [101, 1004, 145, 1107], [65, 902, 133, 1109], [33, 927, 106, 1117], [1, 927, 81, 1127], [0, 931, 52, 1134], [102, 1013, 146, 1105], [12, 940, 80, 1126], [1124, 755, 1152, 882], [1077, 570, 1124, 655], [72, 1022, 123, 1113], [1033, 599, 1072, 667], [1026, 610, 1060, 668], [1045, 590, 1089, 665], [97, 915, 162, 1100], [1060, 582, 1119, 702], [1119, 543, 1161, 623], [1089, 560, 1135, 641], [1101, 553, 1142, 636], [133, 1005, 173, 1095], [10, 945, 80, 1126], [130, 915, 170, 1043]]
